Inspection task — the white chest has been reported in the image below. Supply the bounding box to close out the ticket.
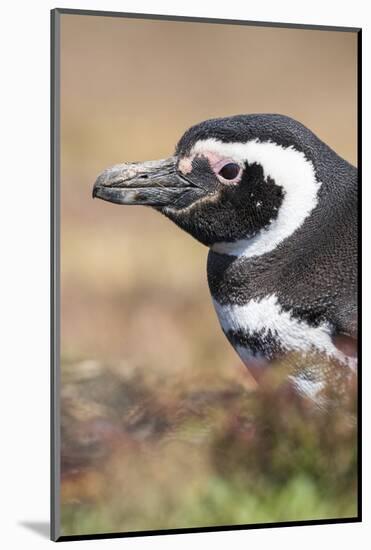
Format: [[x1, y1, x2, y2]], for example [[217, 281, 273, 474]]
[[212, 294, 344, 362], [213, 294, 356, 403]]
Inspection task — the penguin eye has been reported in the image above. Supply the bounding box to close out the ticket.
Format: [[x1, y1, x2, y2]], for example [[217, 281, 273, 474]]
[[218, 162, 241, 181]]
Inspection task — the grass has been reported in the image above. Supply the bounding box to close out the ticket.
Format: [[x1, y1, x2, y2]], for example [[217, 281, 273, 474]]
[[60, 357, 357, 537]]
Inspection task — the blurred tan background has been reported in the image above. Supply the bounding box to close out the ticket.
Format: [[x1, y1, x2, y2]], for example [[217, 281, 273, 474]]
[[59, 14, 357, 536], [61, 14, 357, 371]]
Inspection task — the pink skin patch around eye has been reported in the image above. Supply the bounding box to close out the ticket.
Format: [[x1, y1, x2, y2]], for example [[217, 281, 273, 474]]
[[178, 152, 242, 183], [178, 157, 193, 175]]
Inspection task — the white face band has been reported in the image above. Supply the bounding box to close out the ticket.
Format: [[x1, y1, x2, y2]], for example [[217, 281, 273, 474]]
[[190, 138, 321, 259]]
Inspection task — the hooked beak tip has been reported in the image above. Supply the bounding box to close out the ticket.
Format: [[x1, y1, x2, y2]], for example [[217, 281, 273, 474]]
[[92, 156, 196, 207]]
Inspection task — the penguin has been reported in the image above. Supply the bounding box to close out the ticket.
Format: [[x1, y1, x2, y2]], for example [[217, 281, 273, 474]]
[[93, 114, 358, 400]]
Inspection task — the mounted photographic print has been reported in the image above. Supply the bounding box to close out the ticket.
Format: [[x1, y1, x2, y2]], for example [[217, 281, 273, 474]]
[[51, 8, 361, 542]]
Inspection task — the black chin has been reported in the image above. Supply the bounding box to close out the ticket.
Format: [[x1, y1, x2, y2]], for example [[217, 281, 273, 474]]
[[161, 188, 206, 210]]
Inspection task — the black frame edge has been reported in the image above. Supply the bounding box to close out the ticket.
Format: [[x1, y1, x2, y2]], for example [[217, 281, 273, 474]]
[[53, 7, 361, 33], [51, 7, 61, 543], [56, 516, 360, 542], [356, 27, 362, 523]]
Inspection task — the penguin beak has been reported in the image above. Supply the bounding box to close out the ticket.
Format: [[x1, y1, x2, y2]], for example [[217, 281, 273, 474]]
[[92, 156, 195, 207]]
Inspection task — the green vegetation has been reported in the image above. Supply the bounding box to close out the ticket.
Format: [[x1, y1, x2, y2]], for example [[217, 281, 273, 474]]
[[60, 358, 357, 536]]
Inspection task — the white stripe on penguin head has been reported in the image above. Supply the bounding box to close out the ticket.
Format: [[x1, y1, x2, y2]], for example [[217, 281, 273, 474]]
[[190, 138, 321, 258]]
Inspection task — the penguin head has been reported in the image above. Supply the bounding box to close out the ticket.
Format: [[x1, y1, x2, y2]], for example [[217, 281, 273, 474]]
[[93, 114, 322, 254]]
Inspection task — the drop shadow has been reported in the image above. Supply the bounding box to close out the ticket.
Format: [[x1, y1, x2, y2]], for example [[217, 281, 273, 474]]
[[19, 521, 49, 539]]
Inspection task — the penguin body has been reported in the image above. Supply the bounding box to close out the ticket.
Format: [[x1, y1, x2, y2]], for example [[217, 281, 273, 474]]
[[206, 152, 357, 364], [93, 114, 358, 397]]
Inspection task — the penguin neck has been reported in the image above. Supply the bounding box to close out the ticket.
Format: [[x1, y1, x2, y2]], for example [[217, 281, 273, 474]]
[[207, 250, 267, 306]]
